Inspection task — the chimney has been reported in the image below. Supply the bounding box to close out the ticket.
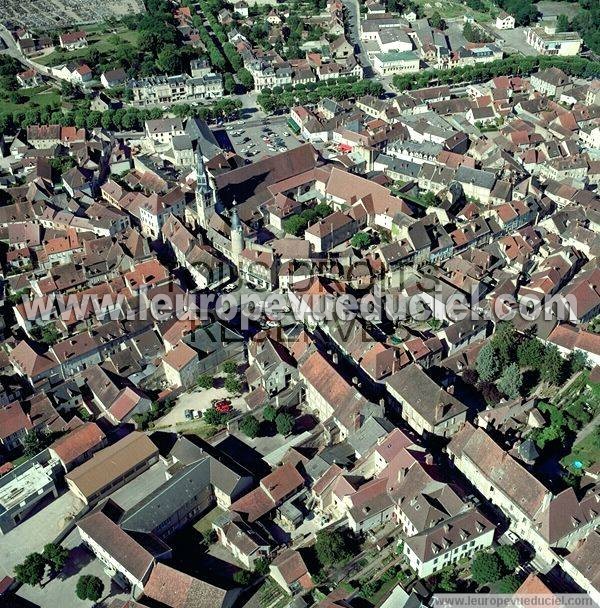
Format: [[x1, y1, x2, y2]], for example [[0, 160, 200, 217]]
[[447, 384, 455, 395], [425, 453, 434, 466], [332, 352, 338, 364]]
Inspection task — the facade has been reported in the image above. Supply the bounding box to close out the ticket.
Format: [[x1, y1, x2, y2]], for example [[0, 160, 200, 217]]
[[525, 26, 583, 56], [130, 73, 223, 107], [373, 51, 420, 76], [65, 432, 159, 505], [403, 509, 495, 577], [495, 12, 515, 29]]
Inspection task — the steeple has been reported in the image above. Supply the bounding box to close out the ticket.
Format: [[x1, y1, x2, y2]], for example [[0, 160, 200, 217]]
[[195, 147, 213, 228], [230, 200, 244, 267]]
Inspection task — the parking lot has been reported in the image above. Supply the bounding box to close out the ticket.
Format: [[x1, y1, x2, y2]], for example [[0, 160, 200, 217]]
[[224, 117, 302, 160], [0, 490, 84, 579], [16, 529, 129, 607], [491, 26, 540, 56]]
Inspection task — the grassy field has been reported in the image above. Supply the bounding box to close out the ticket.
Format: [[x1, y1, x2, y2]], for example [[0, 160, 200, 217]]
[[2, 85, 62, 114], [561, 426, 600, 470], [36, 27, 139, 67]]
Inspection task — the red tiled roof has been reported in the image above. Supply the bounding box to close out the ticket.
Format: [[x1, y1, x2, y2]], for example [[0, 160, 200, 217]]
[[0, 401, 32, 440], [50, 422, 105, 466]]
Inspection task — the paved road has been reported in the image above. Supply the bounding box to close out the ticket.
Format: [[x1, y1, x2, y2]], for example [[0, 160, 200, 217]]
[[342, 0, 374, 78], [0, 25, 65, 82]]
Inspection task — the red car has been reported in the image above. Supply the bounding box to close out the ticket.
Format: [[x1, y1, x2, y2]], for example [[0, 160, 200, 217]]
[[214, 400, 232, 413]]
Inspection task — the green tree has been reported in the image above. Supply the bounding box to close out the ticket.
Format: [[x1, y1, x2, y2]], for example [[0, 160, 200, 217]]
[[517, 337, 546, 369], [263, 404, 277, 422], [203, 408, 227, 426], [233, 569, 253, 585], [197, 374, 215, 390], [14, 553, 46, 587], [23, 430, 46, 458], [275, 412, 294, 436], [476, 342, 500, 382], [471, 552, 502, 586], [75, 574, 104, 602], [496, 545, 520, 573], [430, 12, 445, 29], [498, 574, 521, 593], [541, 345, 566, 385], [225, 374, 242, 394], [223, 73, 236, 94], [223, 360, 238, 375], [238, 67, 254, 89], [350, 232, 372, 249], [42, 543, 69, 574], [315, 530, 352, 567], [438, 567, 458, 592], [556, 14, 570, 32], [497, 363, 523, 399], [240, 415, 261, 438], [254, 557, 270, 575]]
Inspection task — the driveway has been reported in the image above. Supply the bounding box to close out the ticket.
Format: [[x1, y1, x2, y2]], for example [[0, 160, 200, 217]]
[[0, 491, 84, 579], [16, 530, 130, 608]]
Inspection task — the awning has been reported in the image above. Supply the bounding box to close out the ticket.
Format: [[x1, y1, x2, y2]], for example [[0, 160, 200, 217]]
[[287, 117, 301, 134]]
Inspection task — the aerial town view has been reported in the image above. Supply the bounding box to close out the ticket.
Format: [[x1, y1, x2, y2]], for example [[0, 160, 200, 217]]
[[0, 0, 599, 605]]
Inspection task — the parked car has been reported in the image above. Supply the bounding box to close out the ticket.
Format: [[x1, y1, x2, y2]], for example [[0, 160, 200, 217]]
[[193, 410, 202, 419], [184, 409, 194, 420], [215, 400, 232, 413]]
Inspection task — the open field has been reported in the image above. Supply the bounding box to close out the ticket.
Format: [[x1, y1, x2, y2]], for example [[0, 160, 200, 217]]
[[36, 27, 139, 67]]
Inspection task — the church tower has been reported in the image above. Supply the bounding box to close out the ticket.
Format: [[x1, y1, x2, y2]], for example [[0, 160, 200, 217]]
[[195, 149, 214, 229], [230, 205, 244, 267]]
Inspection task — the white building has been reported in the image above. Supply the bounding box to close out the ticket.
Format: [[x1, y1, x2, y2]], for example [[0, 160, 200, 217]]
[[525, 25, 583, 56], [130, 72, 223, 107], [495, 11, 515, 29], [373, 51, 420, 76], [403, 509, 495, 578]]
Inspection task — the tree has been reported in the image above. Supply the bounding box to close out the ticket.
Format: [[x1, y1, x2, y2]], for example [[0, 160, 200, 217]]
[[476, 342, 500, 382], [462, 368, 479, 385], [76, 575, 104, 602], [42, 543, 69, 574], [315, 530, 352, 567], [263, 404, 277, 422], [497, 363, 523, 399], [275, 412, 294, 436], [203, 408, 227, 426], [238, 67, 254, 89], [568, 350, 588, 375], [233, 569, 253, 585], [23, 430, 46, 458], [223, 73, 236, 95], [556, 14, 570, 32], [541, 345, 566, 385], [429, 12, 445, 30], [437, 567, 458, 592], [471, 552, 502, 586], [14, 553, 46, 587], [197, 374, 215, 390], [254, 557, 270, 575], [498, 574, 521, 593], [350, 232, 372, 249], [223, 360, 238, 375], [240, 415, 261, 438], [225, 374, 242, 394], [496, 545, 520, 573], [517, 337, 546, 370]]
